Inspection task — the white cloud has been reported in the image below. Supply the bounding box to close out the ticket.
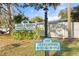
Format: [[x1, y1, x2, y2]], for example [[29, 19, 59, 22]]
[[48, 16, 61, 21]]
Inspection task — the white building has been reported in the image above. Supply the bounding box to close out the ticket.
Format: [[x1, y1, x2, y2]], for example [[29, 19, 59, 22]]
[[36, 20, 79, 38]]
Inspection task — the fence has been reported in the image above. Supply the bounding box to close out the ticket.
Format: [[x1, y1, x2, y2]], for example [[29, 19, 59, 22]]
[[15, 21, 79, 38]]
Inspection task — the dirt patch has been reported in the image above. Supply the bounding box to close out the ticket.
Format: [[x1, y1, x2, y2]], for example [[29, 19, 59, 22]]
[[0, 35, 34, 51]]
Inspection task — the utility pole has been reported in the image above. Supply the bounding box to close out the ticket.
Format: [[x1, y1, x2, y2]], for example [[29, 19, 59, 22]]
[[44, 3, 49, 56]]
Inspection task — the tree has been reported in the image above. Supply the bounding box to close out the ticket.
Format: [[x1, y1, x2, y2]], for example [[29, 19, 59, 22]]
[[0, 15, 2, 27], [13, 14, 29, 23], [0, 4, 4, 27], [59, 5, 79, 22], [0, 4, 9, 28], [59, 4, 79, 39], [6, 3, 13, 34], [58, 9, 67, 20], [0, 3, 28, 34], [71, 5, 79, 22], [67, 3, 72, 39], [59, 4, 72, 39], [31, 16, 43, 22]]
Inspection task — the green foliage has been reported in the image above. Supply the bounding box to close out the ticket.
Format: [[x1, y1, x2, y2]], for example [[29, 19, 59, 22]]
[[25, 3, 60, 10], [71, 5, 79, 22], [31, 16, 43, 23], [33, 28, 41, 40], [11, 30, 28, 40], [13, 14, 29, 23], [58, 9, 67, 20], [11, 28, 41, 40], [59, 5, 79, 22]]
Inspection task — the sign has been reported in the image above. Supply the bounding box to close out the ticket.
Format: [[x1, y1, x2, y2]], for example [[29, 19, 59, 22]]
[[15, 23, 36, 30], [15, 24, 25, 30], [35, 38, 61, 52], [24, 23, 36, 30]]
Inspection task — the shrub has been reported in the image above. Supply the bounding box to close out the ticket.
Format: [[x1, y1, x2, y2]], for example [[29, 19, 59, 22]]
[[11, 28, 41, 40], [33, 28, 41, 40], [11, 30, 28, 40]]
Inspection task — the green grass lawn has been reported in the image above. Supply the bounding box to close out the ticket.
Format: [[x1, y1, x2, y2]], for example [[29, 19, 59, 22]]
[[61, 39, 79, 56], [0, 35, 79, 56]]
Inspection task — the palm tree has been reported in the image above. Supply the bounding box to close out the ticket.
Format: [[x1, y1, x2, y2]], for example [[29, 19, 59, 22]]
[[67, 3, 72, 39], [59, 4, 72, 40]]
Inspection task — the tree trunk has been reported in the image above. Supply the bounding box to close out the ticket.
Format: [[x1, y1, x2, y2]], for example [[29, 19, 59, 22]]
[[7, 3, 12, 35], [0, 15, 2, 26], [67, 3, 72, 39]]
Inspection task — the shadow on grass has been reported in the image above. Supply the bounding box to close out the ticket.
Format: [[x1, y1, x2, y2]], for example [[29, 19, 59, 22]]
[[11, 43, 21, 47], [52, 38, 76, 56], [0, 42, 21, 52]]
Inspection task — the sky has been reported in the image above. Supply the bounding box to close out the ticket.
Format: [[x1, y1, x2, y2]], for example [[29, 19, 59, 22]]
[[14, 3, 79, 21]]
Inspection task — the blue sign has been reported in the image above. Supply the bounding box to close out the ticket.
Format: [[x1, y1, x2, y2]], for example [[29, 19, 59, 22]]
[[35, 38, 61, 52]]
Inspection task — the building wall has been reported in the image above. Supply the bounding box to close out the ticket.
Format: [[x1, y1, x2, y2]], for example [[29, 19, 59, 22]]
[[74, 22, 79, 38], [37, 22, 79, 38], [48, 22, 79, 38]]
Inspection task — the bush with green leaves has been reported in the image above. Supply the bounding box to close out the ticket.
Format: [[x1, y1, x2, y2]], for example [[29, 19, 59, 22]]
[[11, 28, 41, 40], [33, 28, 41, 40]]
